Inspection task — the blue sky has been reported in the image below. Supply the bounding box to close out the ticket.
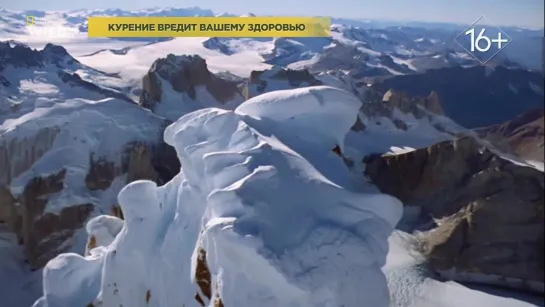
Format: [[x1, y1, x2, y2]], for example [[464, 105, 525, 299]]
[[4, 0, 544, 28]]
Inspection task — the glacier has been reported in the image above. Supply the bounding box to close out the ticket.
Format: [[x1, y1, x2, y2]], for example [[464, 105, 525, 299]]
[[32, 86, 403, 307]]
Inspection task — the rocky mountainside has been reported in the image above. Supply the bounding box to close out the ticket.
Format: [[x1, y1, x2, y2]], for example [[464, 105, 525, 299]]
[[475, 108, 544, 163], [0, 42, 180, 271], [365, 136, 544, 293], [0, 43, 479, 276], [0, 41, 135, 109], [245, 66, 323, 99], [139, 54, 245, 121], [370, 65, 544, 128]]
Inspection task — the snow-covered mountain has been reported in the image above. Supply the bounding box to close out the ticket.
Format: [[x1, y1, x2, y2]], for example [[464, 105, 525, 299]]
[[370, 65, 544, 128], [32, 86, 404, 307], [476, 108, 544, 165], [0, 6, 544, 307], [138, 54, 245, 121], [2, 7, 543, 75], [29, 86, 543, 307], [0, 41, 181, 307]]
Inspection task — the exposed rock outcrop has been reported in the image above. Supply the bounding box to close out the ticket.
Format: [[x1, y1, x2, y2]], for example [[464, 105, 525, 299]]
[[380, 89, 444, 117], [139, 54, 243, 111], [353, 88, 452, 134], [1, 136, 179, 269], [85, 154, 118, 191], [475, 108, 544, 163], [194, 247, 224, 307], [202, 37, 234, 55], [245, 66, 322, 99], [86, 141, 179, 192], [365, 136, 544, 292], [0, 186, 17, 229], [0, 42, 182, 272], [370, 65, 544, 128], [16, 169, 95, 269], [0, 126, 60, 186]]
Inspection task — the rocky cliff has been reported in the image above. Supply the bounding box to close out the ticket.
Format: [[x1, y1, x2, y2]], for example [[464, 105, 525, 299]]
[[0, 42, 182, 269], [475, 108, 544, 163], [370, 65, 544, 128], [365, 136, 544, 293], [244, 66, 322, 99], [0, 138, 179, 269], [139, 54, 244, 120]]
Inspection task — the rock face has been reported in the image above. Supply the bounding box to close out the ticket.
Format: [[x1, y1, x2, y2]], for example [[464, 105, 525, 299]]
[[0, 138, 179, 269], [18, 169, 94, 269], [201, 37, 234, 55], [139, 54, 244, 112], [371, 65, 544, 128], [0, 42, 187, 271], [365, 136, 544, 292], [0, 41, 69, 69], [354, 88, 455, 134], [244, 66, 322, 99], [0, 126, 60, 187], [475, 108, 544, 163], [379, 89, 444, 117]]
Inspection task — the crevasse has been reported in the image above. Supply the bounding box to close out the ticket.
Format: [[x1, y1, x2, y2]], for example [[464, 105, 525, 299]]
[[33, 86, 403, 307]]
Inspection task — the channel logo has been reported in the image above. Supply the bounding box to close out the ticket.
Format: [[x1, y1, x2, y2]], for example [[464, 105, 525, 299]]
[[25, 15, 79, 39], [26, 16, 35, 25]]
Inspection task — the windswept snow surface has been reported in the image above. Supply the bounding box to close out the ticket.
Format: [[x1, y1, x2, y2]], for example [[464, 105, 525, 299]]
[[2, 97, 166, 206], [33, 86, 403, 307], [385, 232, 544, 307]]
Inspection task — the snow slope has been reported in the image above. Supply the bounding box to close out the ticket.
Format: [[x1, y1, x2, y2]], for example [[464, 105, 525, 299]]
[[0, 232, 43, 307], [0, 42, 175, 307], [0, 42, 167, 204], [385, 232, 543, 307], [33, 86, 404, 307], [3, 97, 166, 207], [77, 37, 273, 81]]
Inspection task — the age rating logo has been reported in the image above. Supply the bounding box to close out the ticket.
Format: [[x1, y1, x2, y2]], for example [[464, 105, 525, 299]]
[[454, 15, 512, 64]]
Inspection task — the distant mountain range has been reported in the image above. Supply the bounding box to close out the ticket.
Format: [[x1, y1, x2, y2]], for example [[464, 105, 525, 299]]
[[0, 7, 543, 72]]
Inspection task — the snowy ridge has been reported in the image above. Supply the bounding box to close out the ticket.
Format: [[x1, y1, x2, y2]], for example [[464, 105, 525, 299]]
[[0, 41, 135, 120], [3, 97, 166, 210], [33, 86, 403, 307]]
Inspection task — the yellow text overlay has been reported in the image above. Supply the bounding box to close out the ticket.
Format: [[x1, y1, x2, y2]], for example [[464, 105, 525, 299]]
[[87, 17, 331, 38]]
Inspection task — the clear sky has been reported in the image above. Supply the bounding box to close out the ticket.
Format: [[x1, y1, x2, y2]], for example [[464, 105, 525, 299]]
[[4, 0, 544, 29]]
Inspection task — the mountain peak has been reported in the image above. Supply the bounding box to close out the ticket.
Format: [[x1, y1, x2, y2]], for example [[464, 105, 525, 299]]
[[0, 41, 79, 70], [150, 53, 209, 82], [43, 43, 69, 55], [141, 54, 243, 118], [246, 66, 323, 99], [0, 40, 44, 69]]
